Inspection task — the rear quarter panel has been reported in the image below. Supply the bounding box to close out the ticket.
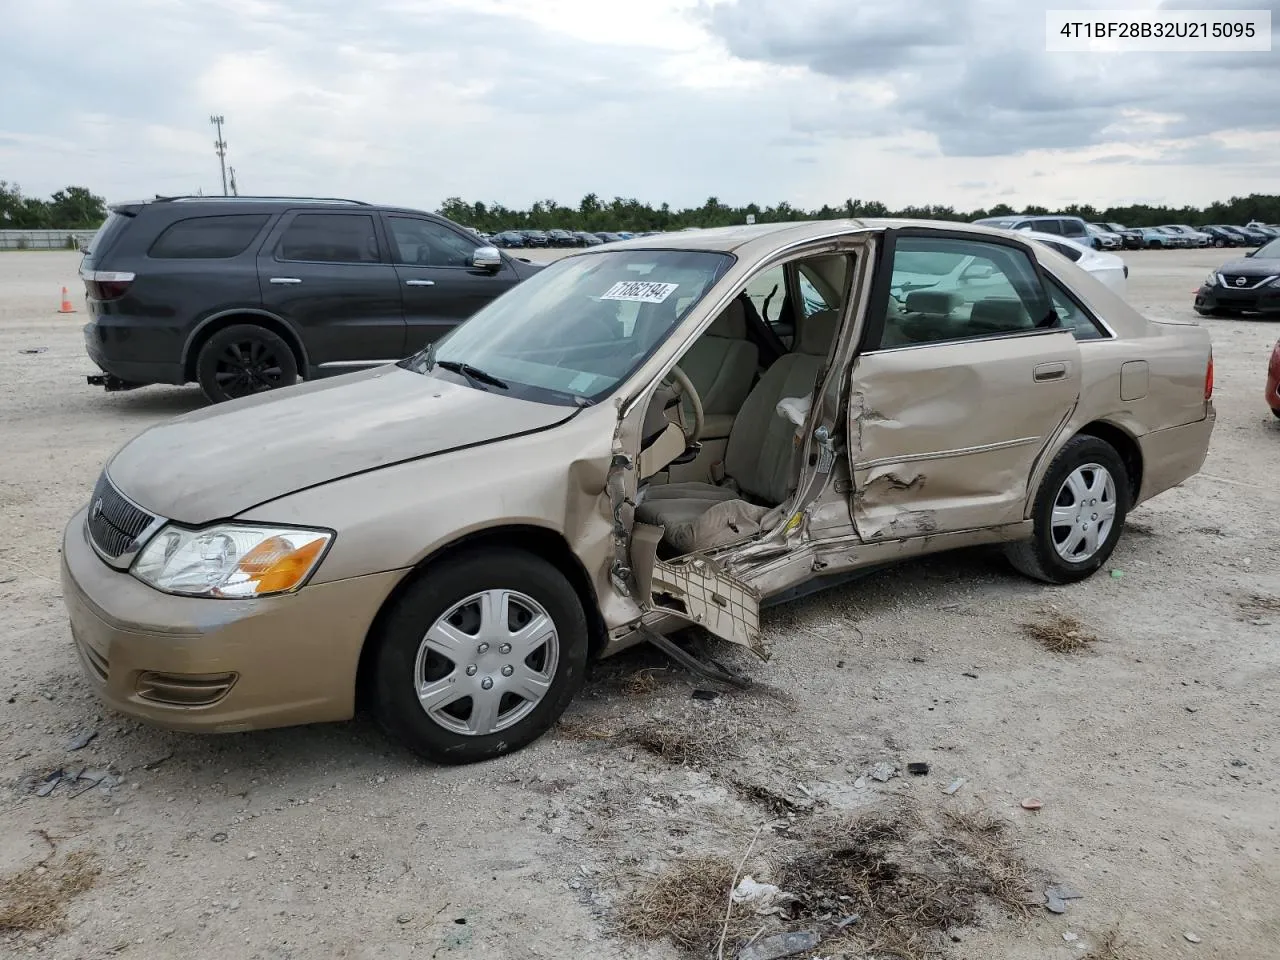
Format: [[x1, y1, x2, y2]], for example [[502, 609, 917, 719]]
[[1025, 258, 1214, 509]]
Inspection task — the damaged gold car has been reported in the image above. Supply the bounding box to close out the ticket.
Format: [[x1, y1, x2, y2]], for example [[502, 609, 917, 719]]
[[61, 221, 1216, 764]]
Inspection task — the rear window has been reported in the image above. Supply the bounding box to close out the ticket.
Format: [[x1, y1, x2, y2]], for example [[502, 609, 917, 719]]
[[148, 214, 270, 259]]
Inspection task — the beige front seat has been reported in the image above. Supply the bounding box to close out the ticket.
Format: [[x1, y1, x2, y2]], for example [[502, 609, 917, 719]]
[[636, 309, 841, 549], [678, 299, 759, 438]]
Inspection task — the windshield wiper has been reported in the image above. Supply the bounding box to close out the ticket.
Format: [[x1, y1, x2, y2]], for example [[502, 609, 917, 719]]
[[435, 360, 509, 390]]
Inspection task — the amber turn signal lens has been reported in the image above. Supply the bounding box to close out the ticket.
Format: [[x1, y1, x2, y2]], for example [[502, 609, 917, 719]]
[[232, 536, 328, 595]]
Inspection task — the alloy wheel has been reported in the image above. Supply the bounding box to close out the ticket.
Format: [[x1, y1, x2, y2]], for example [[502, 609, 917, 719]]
[[214, 339, 288, 398]]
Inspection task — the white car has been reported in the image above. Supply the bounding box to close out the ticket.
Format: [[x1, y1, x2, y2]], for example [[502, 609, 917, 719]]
[[1020, 230, 1128, 297]]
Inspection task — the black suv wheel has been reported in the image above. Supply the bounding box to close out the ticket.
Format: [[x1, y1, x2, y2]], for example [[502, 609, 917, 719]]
[[196, 324, 298, 403]]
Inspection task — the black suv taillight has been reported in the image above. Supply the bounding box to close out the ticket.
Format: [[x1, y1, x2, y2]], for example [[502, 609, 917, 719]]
[[82, 270, 135, 301]]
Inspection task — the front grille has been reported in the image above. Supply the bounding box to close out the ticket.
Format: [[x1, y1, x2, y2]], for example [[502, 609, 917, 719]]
[[1220, 274, 1268, 289], [86, 472, 157, 561]]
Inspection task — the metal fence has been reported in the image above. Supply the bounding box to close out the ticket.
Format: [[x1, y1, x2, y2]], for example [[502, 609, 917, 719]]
[[0, 229, 96, 251]]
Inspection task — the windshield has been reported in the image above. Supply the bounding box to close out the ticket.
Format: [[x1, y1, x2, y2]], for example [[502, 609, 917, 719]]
[[401, 249, 734, 405], [1257, 238, 1280, 258]]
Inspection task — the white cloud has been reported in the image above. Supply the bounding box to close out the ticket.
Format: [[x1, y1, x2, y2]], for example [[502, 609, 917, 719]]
[[3, 0, 1277, 213]]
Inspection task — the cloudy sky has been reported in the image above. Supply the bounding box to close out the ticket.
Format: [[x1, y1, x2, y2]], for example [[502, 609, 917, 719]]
[[4, 0, 1278, 212]]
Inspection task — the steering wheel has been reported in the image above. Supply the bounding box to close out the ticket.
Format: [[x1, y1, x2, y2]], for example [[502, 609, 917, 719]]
[[661, 364, 704, 445]]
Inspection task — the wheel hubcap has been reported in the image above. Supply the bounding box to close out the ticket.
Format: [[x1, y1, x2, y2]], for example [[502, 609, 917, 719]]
[[1050, 463, 1118, 562], [214, 339, 286, 397], [413, 589, 559, 737]]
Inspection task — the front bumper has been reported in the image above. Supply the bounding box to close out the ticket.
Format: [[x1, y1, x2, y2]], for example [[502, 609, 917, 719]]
[[60, 506, 405, 733], [1195, 283, 1280, 315]]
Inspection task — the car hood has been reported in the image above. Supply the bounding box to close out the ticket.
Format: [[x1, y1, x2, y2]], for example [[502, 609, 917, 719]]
[[1216, 257, 1280, 277], [105, 366, 579, 525]]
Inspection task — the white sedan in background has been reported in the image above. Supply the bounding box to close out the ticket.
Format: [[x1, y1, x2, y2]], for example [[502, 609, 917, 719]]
[[1020, 230, 1129, 297]]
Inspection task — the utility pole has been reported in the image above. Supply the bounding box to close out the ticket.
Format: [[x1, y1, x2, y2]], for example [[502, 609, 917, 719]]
[[210, 115, 228, 196], [229, 166, 238, 197]]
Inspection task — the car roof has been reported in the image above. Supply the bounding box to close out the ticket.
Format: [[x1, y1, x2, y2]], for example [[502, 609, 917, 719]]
[[114, 196, 441, 218], [594, 217, 1083, 258]]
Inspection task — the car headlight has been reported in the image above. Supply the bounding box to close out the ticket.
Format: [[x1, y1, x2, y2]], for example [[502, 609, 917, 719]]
[[132, 524, 333, 598], [1205, 271, 1218, 286]]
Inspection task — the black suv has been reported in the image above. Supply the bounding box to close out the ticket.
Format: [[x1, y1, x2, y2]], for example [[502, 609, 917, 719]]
[[79, 196, 543, 403]]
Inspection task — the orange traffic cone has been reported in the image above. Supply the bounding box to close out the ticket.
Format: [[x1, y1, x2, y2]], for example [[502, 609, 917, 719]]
[[58, 286, 76, 314]]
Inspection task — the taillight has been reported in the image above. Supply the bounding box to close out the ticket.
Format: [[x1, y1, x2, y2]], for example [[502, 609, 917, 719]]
[[1204, 353, 1214, 399], [81, 270, 135, 301]]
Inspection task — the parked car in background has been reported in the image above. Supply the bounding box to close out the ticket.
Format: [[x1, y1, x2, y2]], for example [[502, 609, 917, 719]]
[[1152, 227, 1192, 248], [521, 230, 550, 247], [596, 232, 625, 243], [1194, 235, 1280, 318], [61, 219, 1216, 764], [972, 214, 1098, 249], [573, 231, 603, 246], [494, 231, 526, 248], [1161, 225, 1212, 247], [1200, 225, 1245, 247], [1101, 222, 1144, 249], [1223, 225, 1270, 245], [1267, 337, 1280, 419], [1021, 231, 1129, 296], [78, 196, 543, 403], [1086, 223, 1123, 250], [546, 229, 577, 247], [1252, 225, 1280, 238]]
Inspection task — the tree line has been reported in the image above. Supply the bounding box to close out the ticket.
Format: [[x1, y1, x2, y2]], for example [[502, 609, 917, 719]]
[[439, 192, 1280, 233], [0, 183, 108, 230], [5, 180, 1279, 233]]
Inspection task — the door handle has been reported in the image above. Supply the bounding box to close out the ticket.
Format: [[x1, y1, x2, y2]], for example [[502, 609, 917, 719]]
[[269, 277, 302, 285], [405, 279, 435, 287], [1033, 362, 1068, 382]]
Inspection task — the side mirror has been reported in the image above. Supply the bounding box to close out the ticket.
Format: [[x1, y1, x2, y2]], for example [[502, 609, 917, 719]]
[[472, 246, 502, 270], [962, 263, 995, 280]]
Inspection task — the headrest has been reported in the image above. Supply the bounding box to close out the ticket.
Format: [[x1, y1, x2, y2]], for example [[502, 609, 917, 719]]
[[707, 298, 747, 338], [969, 298, 1031, 331], [797, 308, 841, 356], [905, 290, 960, 316]]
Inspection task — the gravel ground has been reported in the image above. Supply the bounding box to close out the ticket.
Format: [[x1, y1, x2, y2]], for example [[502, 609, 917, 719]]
[[0, 248, 1277, 960]]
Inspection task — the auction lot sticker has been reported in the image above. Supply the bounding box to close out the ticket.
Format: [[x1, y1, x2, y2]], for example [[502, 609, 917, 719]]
[[1045, 9, 1271, 51], [600, 281, 679, 303]]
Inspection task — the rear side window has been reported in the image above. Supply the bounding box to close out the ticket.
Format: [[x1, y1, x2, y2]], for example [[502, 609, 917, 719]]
[[84, 211, 134, 261], [277, 213, 381, 263], [877, 236, 1052, 348], [1060, 219, 1087, 238], [148, 214, 270, 259], [1045, 277, 1107, 341]]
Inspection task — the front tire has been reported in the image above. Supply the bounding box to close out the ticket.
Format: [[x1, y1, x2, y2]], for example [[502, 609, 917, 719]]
[[1005, 435, 1130, 585], [370, 549, 589, 765], [196, 324, 298, 404]]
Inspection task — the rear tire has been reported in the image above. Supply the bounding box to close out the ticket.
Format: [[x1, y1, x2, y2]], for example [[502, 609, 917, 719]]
[[370, 549, 589, 765], [196, 324, 298, 404], [1005, 435, 1131, 585]]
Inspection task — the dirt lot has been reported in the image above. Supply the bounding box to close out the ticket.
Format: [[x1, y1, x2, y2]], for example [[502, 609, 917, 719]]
[[1, 247, 1277, 960]]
